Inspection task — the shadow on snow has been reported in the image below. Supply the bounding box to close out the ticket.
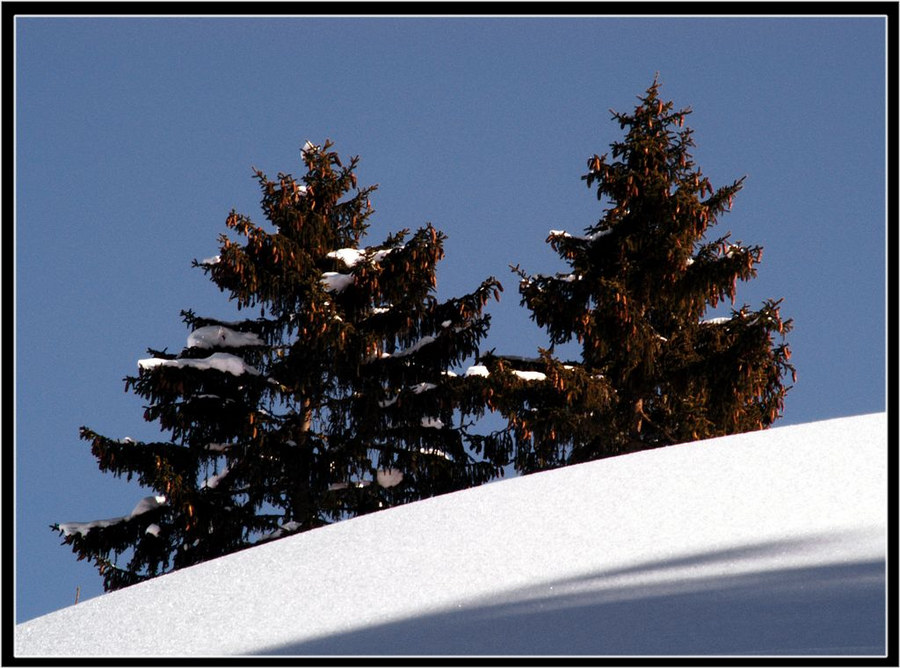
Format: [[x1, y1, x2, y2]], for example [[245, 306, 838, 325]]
[[255, 536, 885, 657]]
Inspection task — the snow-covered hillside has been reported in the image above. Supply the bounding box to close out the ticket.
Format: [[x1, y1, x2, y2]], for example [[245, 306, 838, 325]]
[[15, 413, 887, 657]]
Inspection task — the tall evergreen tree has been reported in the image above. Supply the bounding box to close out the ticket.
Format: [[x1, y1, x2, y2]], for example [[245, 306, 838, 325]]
[[53, 141, 505, 591], [483, 78, 795, 472]]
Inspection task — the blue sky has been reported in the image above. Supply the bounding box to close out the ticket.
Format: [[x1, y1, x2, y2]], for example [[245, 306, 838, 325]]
[[15, 15, 887, 622]]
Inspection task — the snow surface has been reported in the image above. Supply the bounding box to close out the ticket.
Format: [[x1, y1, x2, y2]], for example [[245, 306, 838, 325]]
[[16, 413, 887, 657]]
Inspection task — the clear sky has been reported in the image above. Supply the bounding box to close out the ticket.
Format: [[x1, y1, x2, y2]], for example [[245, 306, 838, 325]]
[[14, 14, 887, 623]]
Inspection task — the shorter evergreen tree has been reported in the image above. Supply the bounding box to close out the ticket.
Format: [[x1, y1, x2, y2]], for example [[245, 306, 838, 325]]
[[53, 141, 506, 590], [483, 78, 795, 473]]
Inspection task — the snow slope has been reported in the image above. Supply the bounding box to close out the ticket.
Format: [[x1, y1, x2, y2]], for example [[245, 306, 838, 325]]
[[15, 413, 888, 657]]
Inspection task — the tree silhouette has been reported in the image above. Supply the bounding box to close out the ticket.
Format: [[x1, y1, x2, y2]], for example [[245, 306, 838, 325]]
[[53, 141, 505, 590], [485, 78, 795, 472]]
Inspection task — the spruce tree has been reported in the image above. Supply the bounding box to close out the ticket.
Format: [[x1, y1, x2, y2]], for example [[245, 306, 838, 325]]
[[53, 140, 505, 591], [485, 78, 795, 472]]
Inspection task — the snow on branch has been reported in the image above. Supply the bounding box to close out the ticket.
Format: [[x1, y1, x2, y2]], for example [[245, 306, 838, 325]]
[[327, 245, 402, 268], [393, 335, 436, 358], [376, 468, 404, 488], [462, 365, 547, 381], [320, 272, 354, 294], [200, 466, 230, 490], [367, 335, 438, 362], [557, 273, 582, 283], [421, 417, 445, 429], [260, 520, 303, 542], [187, 325, 265, 350], [138, 352, 262, 376], [320, 245, 405, 293], [57, 495, 168, 538], [377, 381, 437, 408], [548, 228, 612, 242], [512, 370, 547, 382], [419, 447, 452, 461]]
